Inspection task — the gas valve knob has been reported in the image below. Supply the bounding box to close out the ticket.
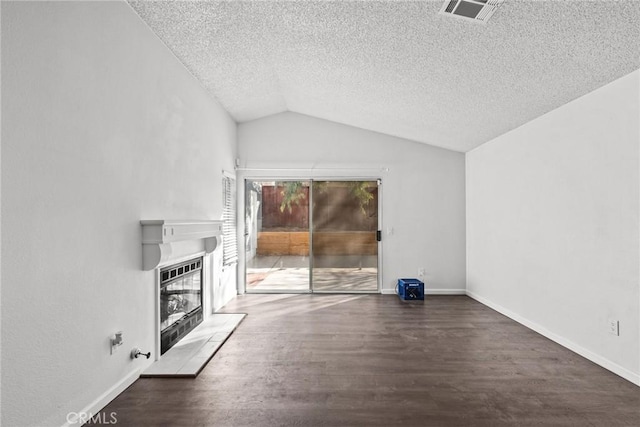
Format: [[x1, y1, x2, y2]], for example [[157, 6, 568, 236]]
[[131, 348, 151, 359]]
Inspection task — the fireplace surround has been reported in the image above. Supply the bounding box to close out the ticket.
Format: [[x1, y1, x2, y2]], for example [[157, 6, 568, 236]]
[[141, 219, 223, 358]]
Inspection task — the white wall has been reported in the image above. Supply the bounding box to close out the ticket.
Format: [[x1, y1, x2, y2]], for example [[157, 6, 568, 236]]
[[238, 112, 466, 294], [466, 70, 640, 384], [0, 1, 4, 420], [1, 2, 237, 426]]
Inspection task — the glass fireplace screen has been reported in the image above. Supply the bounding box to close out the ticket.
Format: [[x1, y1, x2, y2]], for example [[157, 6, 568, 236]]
[[160, 257, 203, 354]]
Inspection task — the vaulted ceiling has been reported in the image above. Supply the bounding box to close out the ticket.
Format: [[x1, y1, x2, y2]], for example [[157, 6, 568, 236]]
[[128, 0, 640, 152]]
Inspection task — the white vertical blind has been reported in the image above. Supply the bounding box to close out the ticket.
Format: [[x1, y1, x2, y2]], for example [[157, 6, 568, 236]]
[[222, 174, 237, 265]]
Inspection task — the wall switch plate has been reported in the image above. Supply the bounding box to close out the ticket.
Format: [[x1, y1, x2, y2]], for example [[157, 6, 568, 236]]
[[608, 319, 619, 336]]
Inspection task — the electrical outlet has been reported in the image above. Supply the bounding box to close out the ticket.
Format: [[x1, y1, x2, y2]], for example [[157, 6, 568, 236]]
[[418, 268, 425, 278], [608, 319, 619, 336], [110, 331, 124, 354]]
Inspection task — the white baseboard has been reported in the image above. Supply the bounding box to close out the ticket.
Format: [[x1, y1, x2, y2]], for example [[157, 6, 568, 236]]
[[426, 289, 467, 295], [466, 290, 640, 387], [381, 288, 466, 295], [61, 368, 140, 427]]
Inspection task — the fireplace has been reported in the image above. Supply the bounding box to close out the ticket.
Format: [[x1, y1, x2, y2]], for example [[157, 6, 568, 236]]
[[160, 257, 204, 355], [141, 219, 222, 358]]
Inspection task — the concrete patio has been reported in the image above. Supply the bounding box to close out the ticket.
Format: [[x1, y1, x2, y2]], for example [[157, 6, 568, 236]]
[[246, 255, 378, 292]]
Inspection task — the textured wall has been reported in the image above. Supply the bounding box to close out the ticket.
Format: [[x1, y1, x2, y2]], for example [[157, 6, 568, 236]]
[[1, 2, 236, 425], [466, 70, 640, 384], [238, 112, 466, 294]]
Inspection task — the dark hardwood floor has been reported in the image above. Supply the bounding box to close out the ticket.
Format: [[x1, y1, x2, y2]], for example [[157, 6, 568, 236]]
[[93, 295, 640, 426]]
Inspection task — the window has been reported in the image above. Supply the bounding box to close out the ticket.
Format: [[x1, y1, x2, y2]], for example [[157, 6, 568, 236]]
[[222, 173, 237, 266]]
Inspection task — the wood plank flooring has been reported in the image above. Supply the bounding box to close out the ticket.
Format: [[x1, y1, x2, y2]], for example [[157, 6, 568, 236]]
[[92, 295, 640, 426]]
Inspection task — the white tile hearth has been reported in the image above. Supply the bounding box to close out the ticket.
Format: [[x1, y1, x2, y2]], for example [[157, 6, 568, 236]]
[[142, 313, 246, 378]]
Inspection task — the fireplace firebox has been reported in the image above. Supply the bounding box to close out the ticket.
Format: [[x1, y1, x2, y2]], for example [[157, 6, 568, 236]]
[[160, 257, 203, 355]]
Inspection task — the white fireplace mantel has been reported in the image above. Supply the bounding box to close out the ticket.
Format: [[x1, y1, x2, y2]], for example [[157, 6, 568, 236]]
[[140, 220, 223, 270]]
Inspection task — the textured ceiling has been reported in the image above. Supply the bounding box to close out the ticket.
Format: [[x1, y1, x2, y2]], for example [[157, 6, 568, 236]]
[[128, 0, 640, 152]]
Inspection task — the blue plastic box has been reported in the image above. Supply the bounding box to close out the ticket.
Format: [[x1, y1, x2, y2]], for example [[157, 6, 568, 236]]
[[397, 278, 425, 301]]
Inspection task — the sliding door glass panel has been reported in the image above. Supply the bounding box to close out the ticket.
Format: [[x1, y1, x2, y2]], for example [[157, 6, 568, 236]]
[[245, 180, 311, 292], [311, 181, 379, 292]]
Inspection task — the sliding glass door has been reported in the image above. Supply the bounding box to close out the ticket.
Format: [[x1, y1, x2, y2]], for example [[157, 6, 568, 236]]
[[311, 181, 379, 292], [245, 180, 310, 292], [245, 179, 379, 293]]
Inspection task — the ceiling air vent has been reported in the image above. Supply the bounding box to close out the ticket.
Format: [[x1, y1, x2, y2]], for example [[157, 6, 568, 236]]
[[440, 0, 504, 23]]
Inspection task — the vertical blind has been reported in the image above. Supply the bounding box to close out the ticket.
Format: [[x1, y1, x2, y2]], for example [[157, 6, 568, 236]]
[[222, 174, 238, 266]]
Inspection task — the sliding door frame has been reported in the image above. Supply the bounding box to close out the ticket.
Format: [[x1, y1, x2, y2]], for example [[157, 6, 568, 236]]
[[242, 176, 382, 294]]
